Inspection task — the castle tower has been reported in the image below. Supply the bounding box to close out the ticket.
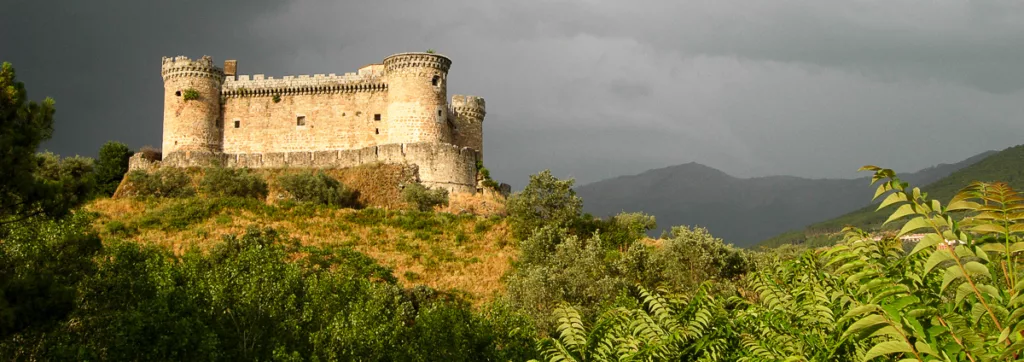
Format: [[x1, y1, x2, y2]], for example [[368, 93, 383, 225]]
[[383, 52, 453, 145], [451, 95, 486, 158], [160, 55, 225, 155]]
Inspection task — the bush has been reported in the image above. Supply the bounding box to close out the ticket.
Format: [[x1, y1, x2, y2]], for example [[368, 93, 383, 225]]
[[32, 152, 98, 215], [278, 171, 357, 207], [104, 220, 136, 237], [200, 167, 268, 199], [402, 182, 449, 211], [95, 141, 134, 196], [506, 170, 583, 240], [138, 146, 161, 161], [181, 88, 199, 101], [126, 168, 194, 198], [0, 213, 102, 340]]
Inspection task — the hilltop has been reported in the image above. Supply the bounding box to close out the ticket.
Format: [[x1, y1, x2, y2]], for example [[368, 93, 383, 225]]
[[576, 151, 991, 247], [85, 192, 514, 302], [758, 144, 1024, 248]]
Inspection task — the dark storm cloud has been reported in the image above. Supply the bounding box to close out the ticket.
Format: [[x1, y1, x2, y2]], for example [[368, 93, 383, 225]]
[[3, 0, 1023, 190]]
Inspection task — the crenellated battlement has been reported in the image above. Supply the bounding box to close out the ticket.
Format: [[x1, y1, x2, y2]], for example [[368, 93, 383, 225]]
[[382, 52, 452, 73], [451, 95, 486, 120], [222, 72, 387, 97], [161, 55, 224, 81], [158, 51, 486, 194]]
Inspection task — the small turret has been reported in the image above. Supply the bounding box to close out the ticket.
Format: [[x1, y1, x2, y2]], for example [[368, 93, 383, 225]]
[[451, 95, 486, 158], [383, 52, 453, 145], [160, 55, 225, 154]]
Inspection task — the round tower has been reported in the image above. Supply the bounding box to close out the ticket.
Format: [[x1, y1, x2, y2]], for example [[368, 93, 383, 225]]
[[383, 52, 452, 145], [161, 55, 225, 154], [451, 95, 486, 158]]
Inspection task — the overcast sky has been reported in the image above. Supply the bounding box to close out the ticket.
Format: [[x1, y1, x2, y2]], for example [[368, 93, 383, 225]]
[[3, 0, 1023, 189]]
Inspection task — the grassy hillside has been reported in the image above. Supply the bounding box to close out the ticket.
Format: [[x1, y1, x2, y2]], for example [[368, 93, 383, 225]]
[[85, 195, 514, 302], [758, 144, 1024, 248]]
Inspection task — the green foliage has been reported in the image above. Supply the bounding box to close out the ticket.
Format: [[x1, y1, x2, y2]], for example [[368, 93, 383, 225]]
[[507, 170, 584, 240], [533, 285, 735, 361], [426, 49, 436, 54], [272, 94, 281, 103], [0, 226, 538, 361], [597, 211, 657, 249], [181, 88, 199, 101], [506, 226, 630, 329], [476, 160, 500, 190], [126, 168, 195, 198], [32, 152, 98, 216], [402, 182, 449, 211], [0, 213, 102, 340], [199, 167, 268, 199], [94, 141, 134, 196], [134, 197, 267, 231], [0, 61, 65, 223], [278, 171, 357, 207]]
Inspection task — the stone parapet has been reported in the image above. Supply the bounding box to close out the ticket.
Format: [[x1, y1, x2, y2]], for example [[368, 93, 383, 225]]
[[382, 52, 452, 73], [218, 142, 479, 194], [222, 73, 386, 97], [161, 55, 225, 81]]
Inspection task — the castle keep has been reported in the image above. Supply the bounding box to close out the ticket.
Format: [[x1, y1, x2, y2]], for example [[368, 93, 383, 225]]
[[149, 52, 486, 194]]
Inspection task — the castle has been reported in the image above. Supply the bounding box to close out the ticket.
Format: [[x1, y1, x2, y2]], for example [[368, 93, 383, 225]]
[[142, 52, 486, 194]]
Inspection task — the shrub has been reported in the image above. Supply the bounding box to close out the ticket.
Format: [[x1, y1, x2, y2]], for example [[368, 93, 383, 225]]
[[278, 171, 357, 207], [32, 152, 98, 214], [94, 141, 134, 196], [181, 88, 199, 101], [506, 170, 583, 240], [200, 167, 268, 199], [104, 220, 136, 237], [138, 146, 162, 161], [402, 182, 449, 211], [126, 168, 194, 198]]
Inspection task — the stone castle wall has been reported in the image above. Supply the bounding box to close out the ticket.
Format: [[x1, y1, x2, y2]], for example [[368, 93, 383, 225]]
[[159, 53, 485, 194], [151, 142, 478, 194], [161, 56, 224, 154]]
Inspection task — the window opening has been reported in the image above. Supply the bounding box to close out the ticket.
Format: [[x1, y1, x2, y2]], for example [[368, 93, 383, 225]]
[[374, 114, 381, 121], [297, 115, 306, 126], [375, 128, 379, 134], [234, 120, 240, 128], [175, 90, 181, 96], [431, 75, 440, 86]]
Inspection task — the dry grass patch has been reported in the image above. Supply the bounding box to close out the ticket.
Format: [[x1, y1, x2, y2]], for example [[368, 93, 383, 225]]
[[83, 197, 515, 303]]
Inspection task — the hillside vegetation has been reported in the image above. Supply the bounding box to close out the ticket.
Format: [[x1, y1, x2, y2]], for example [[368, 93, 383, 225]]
[[85, 196, 514, 300], [576, 152, 990, 247], [759, 144, 1024, 248], [7, 60, 1024, 361]]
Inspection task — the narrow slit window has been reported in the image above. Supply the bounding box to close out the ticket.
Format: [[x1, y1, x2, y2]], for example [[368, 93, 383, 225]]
[[234, 120, 240, 128], [438, 110, 442, 117], [431, 75, 440, 86], [297, 115, 306, 126], [374, 114, 381, 121], [375, 128, 379, 134]]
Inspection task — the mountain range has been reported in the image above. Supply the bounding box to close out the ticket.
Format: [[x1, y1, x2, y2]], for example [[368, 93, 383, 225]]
[[575, 150, 997, 247]]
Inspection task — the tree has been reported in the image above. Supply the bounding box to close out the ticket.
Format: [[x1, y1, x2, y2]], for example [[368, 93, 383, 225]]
[[0, 62, 59, 223], [94, 141, 134, 196], [506, 170, 583, 240]]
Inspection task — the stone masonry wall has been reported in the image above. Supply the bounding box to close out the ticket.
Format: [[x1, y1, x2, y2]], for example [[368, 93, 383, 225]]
[[222, 92, 390, 154], [214, 141, 478, 194]]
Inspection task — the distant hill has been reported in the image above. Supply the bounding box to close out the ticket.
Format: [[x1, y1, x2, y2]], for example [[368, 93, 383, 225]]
[[758, 145, 1024, 248], [575, 151, 994, 248]]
